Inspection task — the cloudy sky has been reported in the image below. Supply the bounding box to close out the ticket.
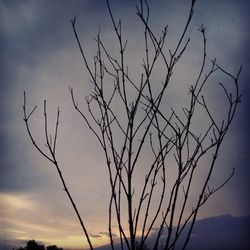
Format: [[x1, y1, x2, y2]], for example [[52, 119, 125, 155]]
[[0, 0, 249, 249]]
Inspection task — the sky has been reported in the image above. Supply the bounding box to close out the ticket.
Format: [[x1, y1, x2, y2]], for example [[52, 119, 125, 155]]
[[0, 0, 250, 249]]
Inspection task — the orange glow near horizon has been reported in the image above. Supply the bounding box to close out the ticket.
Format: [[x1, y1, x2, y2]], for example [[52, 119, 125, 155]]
[[15, 235, 110, 250], [0, 192, 193, 249], [0, 192, 120, 249]]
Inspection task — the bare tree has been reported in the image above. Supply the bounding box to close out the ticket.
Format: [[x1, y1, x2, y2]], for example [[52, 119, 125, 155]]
[[23, 0, 241, 249]]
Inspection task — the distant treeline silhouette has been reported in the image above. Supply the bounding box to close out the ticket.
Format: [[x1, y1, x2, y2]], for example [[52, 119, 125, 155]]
[[14, 240, 63, 250]]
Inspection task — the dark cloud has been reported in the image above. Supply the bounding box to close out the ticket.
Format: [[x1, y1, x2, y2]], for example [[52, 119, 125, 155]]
[[188, 214, 250, 250], [1, 1, 79, 74], [0, 0, 91, 193], [96, 215, 250, 250], [90, 231, 117, 239], [90, 234, 102, 239], [99, 231, 117, 238]]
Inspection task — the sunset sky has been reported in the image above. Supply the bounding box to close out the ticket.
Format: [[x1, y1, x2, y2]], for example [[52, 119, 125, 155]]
[[0, 0, 249, 249]]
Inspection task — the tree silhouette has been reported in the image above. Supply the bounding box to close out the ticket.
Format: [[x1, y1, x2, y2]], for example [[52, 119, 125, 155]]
[[15, 240, 63, 250], [47, 245, 63, 250], [23, 0, 241, 249], [16, 240, 44, 250], [26, 240, 44, 250]]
